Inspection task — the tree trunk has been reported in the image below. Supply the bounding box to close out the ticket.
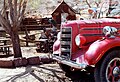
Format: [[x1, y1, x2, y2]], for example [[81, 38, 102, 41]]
[[10, 30, 22, 58], [25, 26, 29, 46], [86, 0, 91, 8]]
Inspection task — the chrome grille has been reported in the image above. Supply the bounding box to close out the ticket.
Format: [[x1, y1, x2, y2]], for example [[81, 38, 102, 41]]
[[61, 28, 71, 60]]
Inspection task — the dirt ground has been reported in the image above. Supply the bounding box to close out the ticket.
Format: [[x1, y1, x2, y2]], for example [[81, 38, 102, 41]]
[[0, 47, 95, 82], [0, 47, 72, 82], [0, 63, 71, 82]]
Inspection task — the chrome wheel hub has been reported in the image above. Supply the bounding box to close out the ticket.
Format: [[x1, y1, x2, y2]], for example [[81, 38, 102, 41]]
[[106, 58, 120, 82], [113, 66, 120, 77]]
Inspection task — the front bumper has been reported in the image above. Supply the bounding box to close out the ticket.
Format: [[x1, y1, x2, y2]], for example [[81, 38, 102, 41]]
[[52, 54, 88, 69]]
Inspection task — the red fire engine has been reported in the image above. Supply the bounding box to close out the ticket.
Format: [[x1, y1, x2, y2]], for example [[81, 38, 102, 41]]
[[52, 18, 120, 82]]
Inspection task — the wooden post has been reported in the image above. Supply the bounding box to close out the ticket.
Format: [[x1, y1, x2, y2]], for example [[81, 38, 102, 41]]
[[25, 26, 29, 46]]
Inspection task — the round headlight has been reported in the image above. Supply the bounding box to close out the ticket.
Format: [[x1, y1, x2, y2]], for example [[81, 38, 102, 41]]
[[75, 35, 80, 46], [75, 34, 86, 47]]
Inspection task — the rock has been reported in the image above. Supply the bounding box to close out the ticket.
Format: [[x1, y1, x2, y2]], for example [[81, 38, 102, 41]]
[[27, 56, 41, 65], [0, 60, 13, 68], [13, 57, 28, 67]]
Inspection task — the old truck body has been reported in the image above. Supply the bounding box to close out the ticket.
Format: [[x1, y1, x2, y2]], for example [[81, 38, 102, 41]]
[[52, 18, 120, 82]]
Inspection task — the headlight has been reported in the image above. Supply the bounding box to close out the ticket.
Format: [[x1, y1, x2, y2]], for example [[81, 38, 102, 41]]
[[57, 32, 61, 40], [75, 35, 80, 46], [75, 34, 86, 47]]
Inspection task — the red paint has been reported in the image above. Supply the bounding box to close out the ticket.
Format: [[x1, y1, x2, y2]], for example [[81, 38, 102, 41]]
[[85, 37, 120, 65], [53, 18, 120, 66]]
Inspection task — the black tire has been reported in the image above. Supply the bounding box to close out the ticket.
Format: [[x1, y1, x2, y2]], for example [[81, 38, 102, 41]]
[[59, 64, 94, 82], [94, 60, 102, 82], [94, 50, 120, 82], [59, 64, 73, 75]]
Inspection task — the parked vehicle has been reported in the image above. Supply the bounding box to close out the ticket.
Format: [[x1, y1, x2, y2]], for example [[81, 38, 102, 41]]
[[52, 18, 120, 82]]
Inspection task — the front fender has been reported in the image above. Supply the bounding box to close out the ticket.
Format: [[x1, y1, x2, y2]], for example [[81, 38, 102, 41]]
[[53, 40, 60, 54], [85, 37, 120, 65]]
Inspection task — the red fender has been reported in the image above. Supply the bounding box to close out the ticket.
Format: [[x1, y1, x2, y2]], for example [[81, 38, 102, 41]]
[[53, 40, 60, 54], [85, 37, 120, 65]]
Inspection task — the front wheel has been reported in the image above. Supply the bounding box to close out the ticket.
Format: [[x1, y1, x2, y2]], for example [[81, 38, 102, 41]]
[[94, 50, 120, 82]]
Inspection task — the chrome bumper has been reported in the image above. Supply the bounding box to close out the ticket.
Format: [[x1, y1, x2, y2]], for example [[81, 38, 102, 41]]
[[52, 55, 88, 69]]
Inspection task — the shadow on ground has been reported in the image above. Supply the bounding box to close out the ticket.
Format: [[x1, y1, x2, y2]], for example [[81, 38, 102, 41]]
[[1, 64, 71, 82]]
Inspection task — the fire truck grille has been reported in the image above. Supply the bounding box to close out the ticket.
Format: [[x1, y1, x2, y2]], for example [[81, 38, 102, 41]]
[[61, 28, 71, 60]]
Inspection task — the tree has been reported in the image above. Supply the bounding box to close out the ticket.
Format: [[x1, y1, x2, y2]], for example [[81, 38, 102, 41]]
[[0, 0, 27, 58], [85, 0, 91, 8]]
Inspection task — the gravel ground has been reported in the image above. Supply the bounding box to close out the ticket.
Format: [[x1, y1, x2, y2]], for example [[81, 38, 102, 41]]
[[0, 47, 72, 82], [0, 47, 95, 82], [0, 63, 71, 82]]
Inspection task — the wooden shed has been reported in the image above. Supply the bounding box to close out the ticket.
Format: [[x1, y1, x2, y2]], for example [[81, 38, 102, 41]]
[[51, 0, 76, 24], [0, 27, 6, 37]]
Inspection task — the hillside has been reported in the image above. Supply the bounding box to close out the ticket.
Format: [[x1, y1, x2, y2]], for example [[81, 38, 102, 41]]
[[26, 0, 100, 17]]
